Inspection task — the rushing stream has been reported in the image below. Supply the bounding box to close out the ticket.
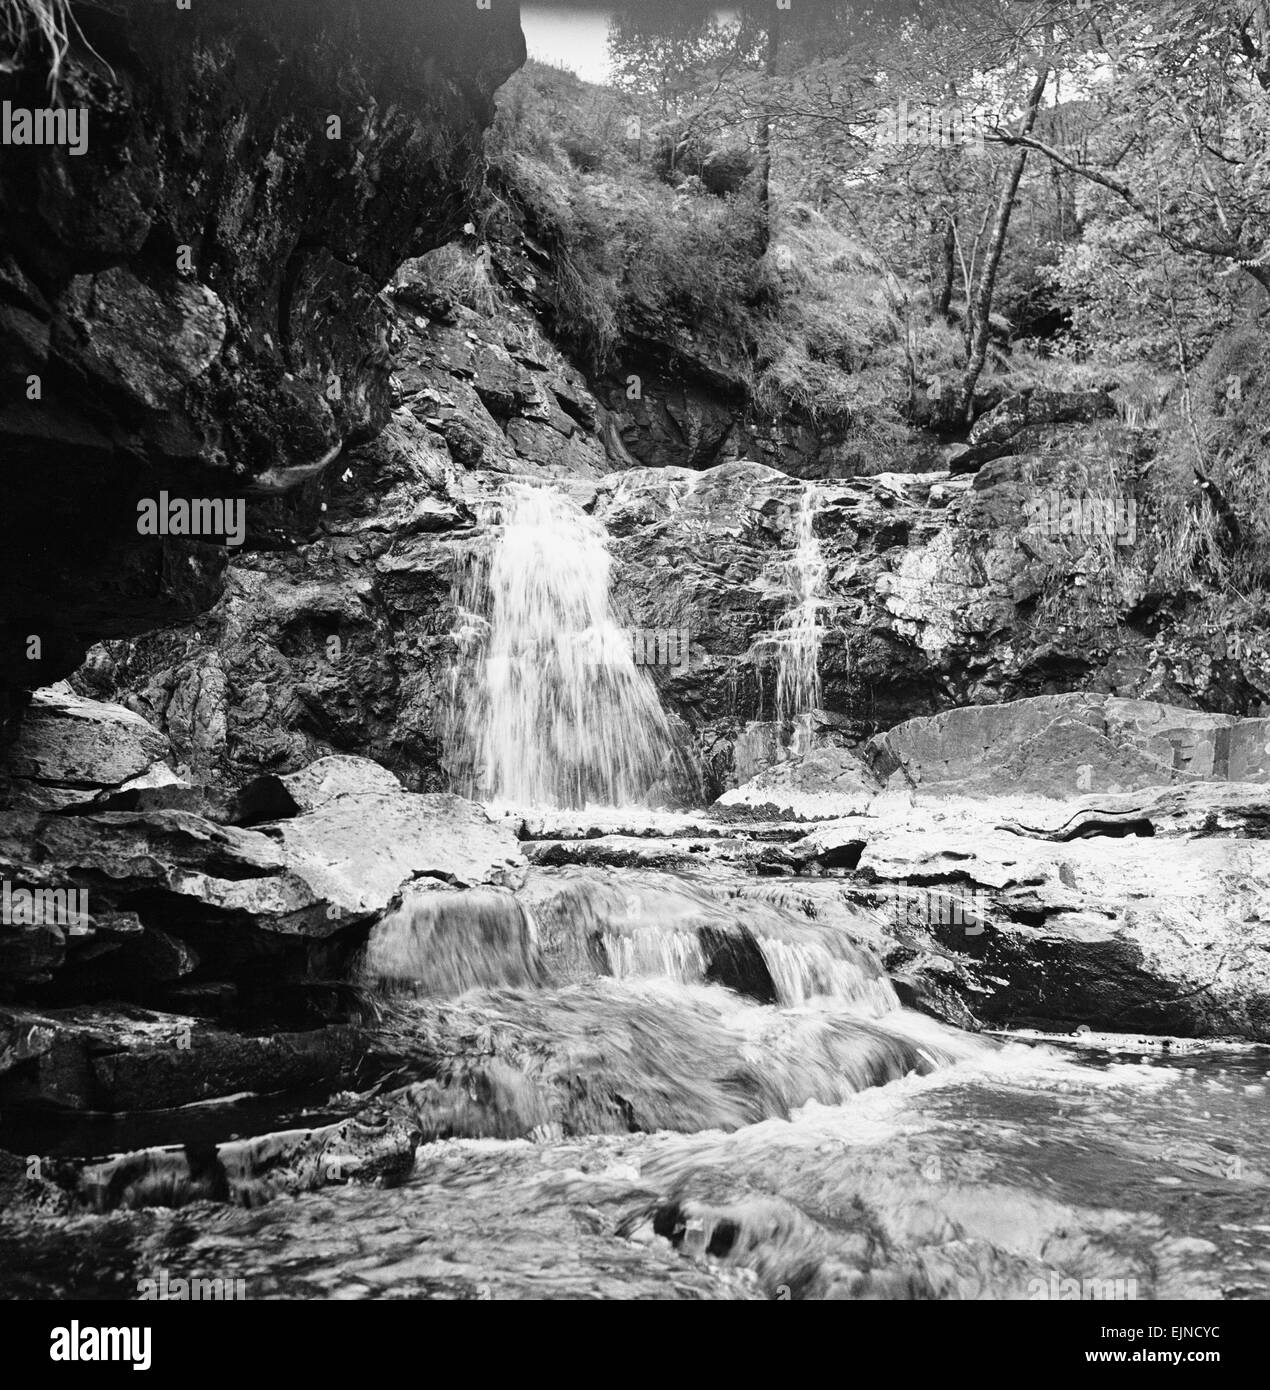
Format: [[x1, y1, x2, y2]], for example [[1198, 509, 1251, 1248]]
[[3, 859, 1268, 1301], [3, 481, 1267, 1303]]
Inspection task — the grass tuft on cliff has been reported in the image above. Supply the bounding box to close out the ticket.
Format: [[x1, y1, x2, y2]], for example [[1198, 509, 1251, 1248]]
[[0, 0, 77, 89]]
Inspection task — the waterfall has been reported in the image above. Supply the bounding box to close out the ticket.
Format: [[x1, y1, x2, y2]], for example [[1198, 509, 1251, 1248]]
[[774, 487, 828, 724], [445, 482, 681, 809], [750, 485, 829, 742]]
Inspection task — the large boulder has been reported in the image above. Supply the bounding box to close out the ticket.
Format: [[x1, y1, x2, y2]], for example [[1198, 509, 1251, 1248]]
[[270, 755, 404, 814], [964, 387, 1115, 459], [795, 780, 1270, 1038], [0, 687, 177, 810], [713, 746, 879, 821], [865, 693, 1270, 798]]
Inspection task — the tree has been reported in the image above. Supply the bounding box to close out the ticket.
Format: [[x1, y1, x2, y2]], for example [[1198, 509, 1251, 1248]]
[[607, 2, 738, 119], [961, 58, 1051, 416], [998, 0, 1270, 295]]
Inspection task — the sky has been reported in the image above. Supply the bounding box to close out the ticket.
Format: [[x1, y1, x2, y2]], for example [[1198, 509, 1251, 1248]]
[[520, 5, 741, 86], [521, 4, 615, 84]]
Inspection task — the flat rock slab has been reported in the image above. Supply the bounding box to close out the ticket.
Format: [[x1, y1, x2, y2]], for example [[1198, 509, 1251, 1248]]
[[1, 687, 175, 810], [809, 803, 1270, 1039], [0, 786, 527, 989], [866, 693, 1270, 798], [262, 792, 527, 925], [714, 746, 879, 821]]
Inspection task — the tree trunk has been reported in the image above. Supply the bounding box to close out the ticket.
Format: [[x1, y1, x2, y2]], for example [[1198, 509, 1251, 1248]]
[[959, 64, 1049, 421], [756, 9, 780, 254], [935, 215, 956, 319]]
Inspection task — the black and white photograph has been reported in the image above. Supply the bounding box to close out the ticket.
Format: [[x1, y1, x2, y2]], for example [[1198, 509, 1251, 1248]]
[[0, 0, 1266, 1349]]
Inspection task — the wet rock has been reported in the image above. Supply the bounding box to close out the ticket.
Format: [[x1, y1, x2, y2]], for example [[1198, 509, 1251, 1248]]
[[55, 784, 245, 824], [714, 746, 880, 821], [391, 289, 609, 478], [55, 268, 228, 418], [262, 792, 527, 921], [268, 755, 404, 814], [0, 777, 526, 989], [0, 688, 176, 811], [61, 1103, 421, 1212], [524, 836, 726, 872], [0, 1005, 363, 1112], [865, 693, 1270, 797], [0, 0, 526, 700], [796, 782, 1270, 1038], [993, 780, 1270, 840], [0, 1148, 71, 1218]]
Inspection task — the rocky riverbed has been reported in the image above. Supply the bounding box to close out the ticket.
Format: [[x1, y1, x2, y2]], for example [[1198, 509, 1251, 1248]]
[[3, 681, 1269, 1300], [2, 0, 1269, 1307]]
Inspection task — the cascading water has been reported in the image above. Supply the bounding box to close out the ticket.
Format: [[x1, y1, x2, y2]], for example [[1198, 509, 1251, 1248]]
[[362, 886, 541, 997], [748, 484, 830, 756], [773, 485, 828, 726], [359, 868, 986, 1145], [444, 482, 682, 809], [518, 868, 904, 1015]]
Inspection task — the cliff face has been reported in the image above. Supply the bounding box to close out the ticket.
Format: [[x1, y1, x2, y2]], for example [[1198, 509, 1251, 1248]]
[[0, 0, 526, 721], [66, 256, 1268, 802]]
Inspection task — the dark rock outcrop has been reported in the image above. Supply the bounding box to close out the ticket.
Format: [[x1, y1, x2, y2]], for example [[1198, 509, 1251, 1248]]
[[0, 1004, 363, 1111], [0, 0, 526, 702], [0, 1096, 421, 1215]]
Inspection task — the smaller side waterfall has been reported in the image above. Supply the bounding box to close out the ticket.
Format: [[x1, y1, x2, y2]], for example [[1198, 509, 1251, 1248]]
[[750, 485, 830, 743], [774, 486, 828, 725]]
